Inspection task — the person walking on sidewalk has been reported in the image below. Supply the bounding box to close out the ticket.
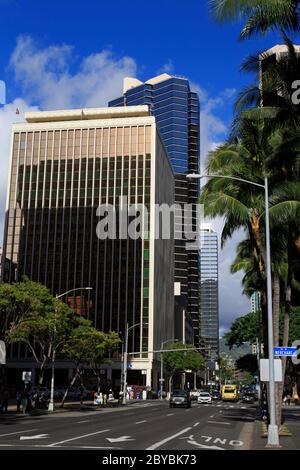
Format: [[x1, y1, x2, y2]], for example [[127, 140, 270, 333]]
[[20, 391, 28, 414]]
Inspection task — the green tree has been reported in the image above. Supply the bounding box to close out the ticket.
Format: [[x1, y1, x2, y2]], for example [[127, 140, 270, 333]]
[[208, 0, 300, 40], [60, 325, 120, 406], [163, 342, 205, 390], [236, 354, 258, 374], [218, 355, 235, 383], [3, 281, 88, 386]]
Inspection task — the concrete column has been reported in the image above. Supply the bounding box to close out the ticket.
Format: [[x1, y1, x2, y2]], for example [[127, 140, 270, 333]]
[[146, 368, 152, 390]]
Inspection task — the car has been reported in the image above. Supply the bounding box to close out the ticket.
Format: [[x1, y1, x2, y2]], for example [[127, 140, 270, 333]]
[[190, 389, 201, 400], [169, 389, 191, 408], [211, 390, 221, 401], [197, 391, 212, 404], [30, 386, 50, 397], [242, 392, 256, 404]]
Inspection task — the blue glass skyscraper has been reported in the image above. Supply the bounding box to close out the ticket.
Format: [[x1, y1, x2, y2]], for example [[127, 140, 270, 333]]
[[109, 74, 201, 346]]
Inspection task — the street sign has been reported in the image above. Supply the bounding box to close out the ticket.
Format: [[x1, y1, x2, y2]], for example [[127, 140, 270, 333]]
[[260, 359, 283, 382], [274, 347, 297, 357], [0, 341, 6, 365], [22, 371, 32, 383]]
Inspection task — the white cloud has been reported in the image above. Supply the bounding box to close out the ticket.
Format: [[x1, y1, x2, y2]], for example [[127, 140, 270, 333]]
[[10, 36, 137, 110], [1, 36, 138, 245], [157, 59, 174, 75]]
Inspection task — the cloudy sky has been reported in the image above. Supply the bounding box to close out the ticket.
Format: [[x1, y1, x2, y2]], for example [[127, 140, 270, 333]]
[[0, 1, 283, 333]]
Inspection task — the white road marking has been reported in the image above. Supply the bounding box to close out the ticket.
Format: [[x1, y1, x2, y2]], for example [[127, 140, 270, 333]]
[[48, 428, 110, 447], [217, 405, 222, 407], [124, 413, 134, 416], [0, 429, 37, 438], [135, 420, 147, 424], [185, 409, 191, 412], [77, 420, 91, 424], [106, 436, 135, 443], [207, 421, 231, 425], [193, 422, 199, 427], [147, 427, 192, 450], [166, 413, 174, 416], [209, 415, 214, 418], [20, 434, 49, 440]]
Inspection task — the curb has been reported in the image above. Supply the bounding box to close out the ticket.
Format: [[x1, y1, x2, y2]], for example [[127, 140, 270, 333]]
[[261, 422, 293, 437]]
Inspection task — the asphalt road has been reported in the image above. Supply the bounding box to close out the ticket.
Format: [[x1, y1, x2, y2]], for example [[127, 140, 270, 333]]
[[0, 400, 256, 450]]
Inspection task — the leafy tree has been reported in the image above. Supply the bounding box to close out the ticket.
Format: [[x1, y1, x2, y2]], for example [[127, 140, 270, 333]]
[[60, 326, 120, 406], [236, 354, 258, 374], [163, 342, 205, 390], [225, 311, 260, 348], [218, 355, 235, 383], [3, 280, 88, 385], [208, 0, 300, 40]]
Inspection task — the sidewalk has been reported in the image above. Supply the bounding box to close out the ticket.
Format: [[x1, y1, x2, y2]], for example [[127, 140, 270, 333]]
[[0, 398, 158, 418], [252, 406, 300, 450]]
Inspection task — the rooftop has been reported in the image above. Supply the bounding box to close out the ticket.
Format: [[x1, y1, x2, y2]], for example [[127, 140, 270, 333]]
[[25, 105, 150, 123]]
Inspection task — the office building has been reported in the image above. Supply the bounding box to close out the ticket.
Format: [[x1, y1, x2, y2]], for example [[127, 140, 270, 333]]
[[250, 291, 261, 313], [2, 105, 175, 388], [109, 74, 201, 346], [199, 224, 219, 357]]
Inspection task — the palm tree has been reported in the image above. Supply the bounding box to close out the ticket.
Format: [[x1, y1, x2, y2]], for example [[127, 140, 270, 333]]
[[208, 0, 300, 40], [200, 113, 300, 427]]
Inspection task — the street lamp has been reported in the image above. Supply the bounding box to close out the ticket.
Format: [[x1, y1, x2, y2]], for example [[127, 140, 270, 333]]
[[160, 339, 178, 400], [187, 172, 279, 446], [48, 287, 93, 412]]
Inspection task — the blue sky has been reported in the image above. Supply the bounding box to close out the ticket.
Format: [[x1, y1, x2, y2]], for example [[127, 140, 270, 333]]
[[0, 0, 288, 332]]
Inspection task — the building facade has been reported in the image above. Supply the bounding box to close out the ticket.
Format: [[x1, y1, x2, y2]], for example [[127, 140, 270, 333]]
[[2, 106, 175, 388], [199, 224, 219, 357], [109, 73, 201, 346]]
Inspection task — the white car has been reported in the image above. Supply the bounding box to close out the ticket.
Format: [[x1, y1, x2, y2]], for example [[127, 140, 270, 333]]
[[198, 391, 212, 404]]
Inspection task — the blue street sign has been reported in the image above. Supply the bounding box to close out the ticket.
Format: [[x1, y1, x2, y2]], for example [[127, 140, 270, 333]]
[[274, 347, 297, 357]]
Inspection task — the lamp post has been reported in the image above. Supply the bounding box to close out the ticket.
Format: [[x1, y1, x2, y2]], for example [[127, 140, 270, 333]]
[[187, 172, 279, 446], [160, 339, 178, 400], [122, 322, 143, 405], [48, 287, 93, 412]]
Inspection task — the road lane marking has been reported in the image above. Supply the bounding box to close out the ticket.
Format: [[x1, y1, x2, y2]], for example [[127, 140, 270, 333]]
[[48, 428, 110, 447], [146, 427, 192, 450], [77, 420, 91, 424], [209, 415, 214, 418], [0, 429, 38, 438], [107, 436, 135, 443], [135, 420, 147, 424], [207, 421, 231, 425], [193, 422, 199, 427], [185, 409, 191, 412], [124, 413, 134, 416], [20, 434, 49, 440], [166, 413, 174, 416]]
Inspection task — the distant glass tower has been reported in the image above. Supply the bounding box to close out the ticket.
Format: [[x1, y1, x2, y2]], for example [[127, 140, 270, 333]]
[[109, 73, 201, 346], [199, 224, 219, 357], [250, 291, 261, 313]]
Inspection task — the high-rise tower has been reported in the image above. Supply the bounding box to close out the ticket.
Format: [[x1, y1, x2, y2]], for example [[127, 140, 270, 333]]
[[109, 73, 201, 346]]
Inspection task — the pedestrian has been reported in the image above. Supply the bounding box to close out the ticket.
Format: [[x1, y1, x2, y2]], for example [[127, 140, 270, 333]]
[[20, 391, 28, 414], [2, 390, 9, 413], [16, 390, 21, 412]]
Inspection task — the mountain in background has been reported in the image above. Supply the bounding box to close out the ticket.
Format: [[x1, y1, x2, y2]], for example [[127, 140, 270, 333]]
[[219, 337, 252, 360]]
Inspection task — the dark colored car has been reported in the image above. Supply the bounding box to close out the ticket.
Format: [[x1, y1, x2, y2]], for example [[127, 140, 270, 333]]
[[169, 389, 191, 408], [211, 390, 221, 401], [242, 392, 255, 403]]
